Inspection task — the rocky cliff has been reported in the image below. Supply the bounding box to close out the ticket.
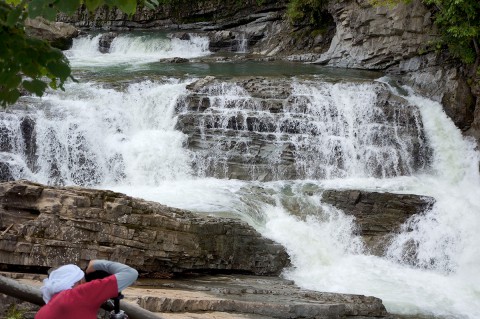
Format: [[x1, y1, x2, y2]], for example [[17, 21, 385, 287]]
[[315, 0, 477, 143]]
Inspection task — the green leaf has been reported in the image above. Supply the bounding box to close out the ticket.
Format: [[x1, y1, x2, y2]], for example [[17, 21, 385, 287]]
[[46, 60, 71, 79], [54, 0, 82, 15], [28, 0, 57, 20], [85, 0, 104, 11], [1, 74, 22, 89], [0, 89, 21, 108], [6, 6, 23, 27], [116, 0, 137, 15], [22, 79, 48, 96]]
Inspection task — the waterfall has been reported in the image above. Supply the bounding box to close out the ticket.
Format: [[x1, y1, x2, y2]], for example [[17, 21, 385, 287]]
[[1, 80, 193, 186], [259, 90, 480, 319], [65, 32, 210, 67], [1, 32, 479, 319], [178, 80, 430, 181], [237, 33, 248, 53]]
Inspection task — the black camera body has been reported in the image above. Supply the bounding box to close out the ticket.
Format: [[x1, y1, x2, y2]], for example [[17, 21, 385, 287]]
[[85, 270, 128, 319]]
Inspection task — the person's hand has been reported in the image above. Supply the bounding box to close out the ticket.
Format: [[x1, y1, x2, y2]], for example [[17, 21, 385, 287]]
[[85, 260, 96, 274]]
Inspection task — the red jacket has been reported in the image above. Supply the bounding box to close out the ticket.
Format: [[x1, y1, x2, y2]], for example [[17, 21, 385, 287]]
[[35, 275, 118, 319]]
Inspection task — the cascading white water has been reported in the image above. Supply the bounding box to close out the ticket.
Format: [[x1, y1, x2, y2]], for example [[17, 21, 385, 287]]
[[66, 32, 210, 67], [237, 33, 248, 53], [186, 80, 428, 180], [260, 90, 480, 318], [2, 32, 479, 319], [12, 80, 193, 186]]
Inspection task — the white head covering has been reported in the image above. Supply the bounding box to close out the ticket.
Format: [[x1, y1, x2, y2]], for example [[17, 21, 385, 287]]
[[40, 264, 85, 304]]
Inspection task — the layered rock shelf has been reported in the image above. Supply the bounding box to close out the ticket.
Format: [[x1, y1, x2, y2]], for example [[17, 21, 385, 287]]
[[1, 272, 391, 319], [0, 180, 288, 276], [176, 77, 432, 181]]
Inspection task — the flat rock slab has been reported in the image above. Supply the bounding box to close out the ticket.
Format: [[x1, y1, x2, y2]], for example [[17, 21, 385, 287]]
[[126, 274, 387, 318]]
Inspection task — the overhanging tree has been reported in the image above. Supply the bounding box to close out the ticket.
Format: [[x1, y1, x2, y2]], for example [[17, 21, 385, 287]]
[[0, 0, 159, 107]]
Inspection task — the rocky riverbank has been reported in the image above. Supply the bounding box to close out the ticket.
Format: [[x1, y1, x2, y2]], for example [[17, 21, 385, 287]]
[[0, 180, 288, 276], [0, 180, 435, 318]]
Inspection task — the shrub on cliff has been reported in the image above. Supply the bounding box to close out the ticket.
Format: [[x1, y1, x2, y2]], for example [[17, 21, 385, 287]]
[[287, 0, 329, 27]]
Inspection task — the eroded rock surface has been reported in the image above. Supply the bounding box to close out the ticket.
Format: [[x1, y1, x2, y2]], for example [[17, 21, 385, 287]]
[[175, 77, 432, 181], [321, 189, 435, 254], [130, 274, 388, 318], [0, 180, 288, 276]]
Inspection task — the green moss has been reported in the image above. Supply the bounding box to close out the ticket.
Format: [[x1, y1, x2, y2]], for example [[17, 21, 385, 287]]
[[6, 304, 25, 319]]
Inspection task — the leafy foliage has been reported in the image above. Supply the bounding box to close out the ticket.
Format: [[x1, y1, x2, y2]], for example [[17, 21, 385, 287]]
[[0, 1, 71, 107], [423, 0, 479, 70], [286, 0, 330, 27], [0, 0, 159, 107]]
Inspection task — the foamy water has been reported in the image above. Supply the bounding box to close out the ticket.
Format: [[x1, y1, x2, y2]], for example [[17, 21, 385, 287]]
[[65, 33, 210, 67]]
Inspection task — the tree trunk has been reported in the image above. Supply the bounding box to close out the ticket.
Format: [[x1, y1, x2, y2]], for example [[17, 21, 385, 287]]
[[0, 275, 163, 319]]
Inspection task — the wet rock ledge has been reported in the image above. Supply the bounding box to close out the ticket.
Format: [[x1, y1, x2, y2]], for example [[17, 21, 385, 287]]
[[0, 180, 287, 276]]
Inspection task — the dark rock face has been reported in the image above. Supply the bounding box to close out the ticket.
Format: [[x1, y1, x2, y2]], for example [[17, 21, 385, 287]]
[[176, 77, 432, 181], [388, 52, 475, 135], [321, 189, 435, 255], [0, 180, 289, 276], [25, 17, 79, 50], [98, 32, 118, 53], [57, 0, 287, 30], [0, 114, 36, 182]]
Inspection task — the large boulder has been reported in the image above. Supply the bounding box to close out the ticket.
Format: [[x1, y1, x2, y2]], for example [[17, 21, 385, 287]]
[[25, 17, 79, 50], [321, 189, 435, 254], [0, 180, 289, 276]]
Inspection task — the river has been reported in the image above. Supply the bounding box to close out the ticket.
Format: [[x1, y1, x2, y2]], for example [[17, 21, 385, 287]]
[[1, 32, 479, 318]]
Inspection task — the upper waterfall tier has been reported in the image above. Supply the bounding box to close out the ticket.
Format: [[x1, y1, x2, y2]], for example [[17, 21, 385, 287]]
[[176, 77, 432, 181]]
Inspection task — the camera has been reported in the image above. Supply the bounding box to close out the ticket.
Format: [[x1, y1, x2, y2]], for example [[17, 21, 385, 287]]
[[85, 270, 129, 319]]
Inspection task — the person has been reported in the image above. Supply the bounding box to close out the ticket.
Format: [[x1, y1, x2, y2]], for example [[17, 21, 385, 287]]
[[35, 259, 138, 319]]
